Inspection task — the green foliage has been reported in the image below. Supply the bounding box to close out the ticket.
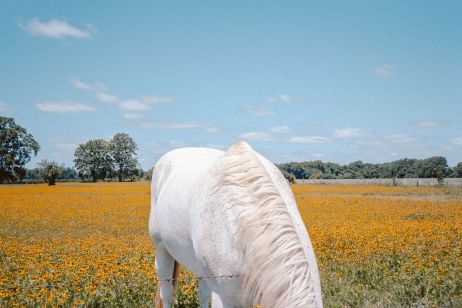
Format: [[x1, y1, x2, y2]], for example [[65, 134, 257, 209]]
[[74, 139, 113, 182], [60, 167, 78, 180], [109, 133, 139, 182], [279, 160, 343, 179], [143, 168, 153, 181], [280, 169, 296, 184], [278, 156, 453, 180], [37, 160, 64, 185], [13, 166, 27, 183], [73, 133, 141, 182], [0, 117, 40, 183], [25, 166, 78, 181], [455, 162, 462, 177], [25, 167, 41, 180], [310, 170, 323, 179]]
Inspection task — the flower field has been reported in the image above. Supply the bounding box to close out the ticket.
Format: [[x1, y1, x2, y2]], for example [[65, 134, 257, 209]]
[[1, 182, 461, 307]]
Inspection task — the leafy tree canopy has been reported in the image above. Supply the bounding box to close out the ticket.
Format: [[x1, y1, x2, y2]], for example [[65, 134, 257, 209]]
[[0, 117, 40, 183], [74, 139, 113, 182], [109, 133, 139, 182], [38, 160, 64, 185], [454, 162, 462, 177]]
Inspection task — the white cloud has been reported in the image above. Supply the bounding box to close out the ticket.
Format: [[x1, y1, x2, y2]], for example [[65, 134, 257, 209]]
[[309, 119, 332, 126], [333, 127, 368, 138], [452, 137, 462, 145], [119, 99, 151, 111], [238, 127, 331, 144], [36, 99, 96, 113], [355, 134, 418, 149], [245, 105, 275, 117], [268, 125, 290, 133], [142, 141, 226, 167], [288, 136, 330, 144], [374, 64, 395, 77], [140, 121, 203, 129], [123, 113, 143, 119], [239, 131, 273, 141], [70, 77, 175, 113], [119, 96, 174, 111], [95, 91, 118, 103], [383, 134, 418, 144], [70, 78, 107, 92], [70, 78, 93, 90], [413, 119, 447, 127], [20, 18, 93, 39], [353, 134, 431, 159], [204, 127, 220, 134], [266, 94, 297, 103], [237, 126, 291, 142], [0, 102, 12, 112], [139, 95, 175, 105]]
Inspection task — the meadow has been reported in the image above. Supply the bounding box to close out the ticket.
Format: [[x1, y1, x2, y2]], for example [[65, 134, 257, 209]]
[[0, 183, 461, 307]]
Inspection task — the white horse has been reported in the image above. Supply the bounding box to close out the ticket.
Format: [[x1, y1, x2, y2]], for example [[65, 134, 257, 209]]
[[149, 141, 323, 307]]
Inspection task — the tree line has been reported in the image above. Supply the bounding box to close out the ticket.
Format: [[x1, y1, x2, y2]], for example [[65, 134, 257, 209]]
[[1, 116, 462, 185], [278, 157, 462, 182]]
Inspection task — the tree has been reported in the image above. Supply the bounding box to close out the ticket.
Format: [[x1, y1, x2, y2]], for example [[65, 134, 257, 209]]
[[280, 169, 296, 184], [25, 168, 41, 180], [59, 167, 78, 180], [109, 133, 139, 182], [310, 171, 323, 179], [74, 139, 113, 182], [38, 160, 64, 185], [0, 117, 40, 183], [418, 156, 449, 181], [143, 167, 154, 181], [454, 162, 462, 177], [14, 166, 27, 183]]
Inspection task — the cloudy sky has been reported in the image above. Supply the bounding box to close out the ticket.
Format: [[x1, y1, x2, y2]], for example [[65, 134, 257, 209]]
[[1, 1, 461, 169]]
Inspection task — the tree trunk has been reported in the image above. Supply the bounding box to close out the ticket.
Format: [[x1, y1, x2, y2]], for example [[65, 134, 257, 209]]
[[91, 170, 97, 182]]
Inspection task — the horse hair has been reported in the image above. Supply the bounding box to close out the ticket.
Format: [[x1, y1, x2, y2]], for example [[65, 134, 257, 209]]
[[213, 141, 319, 307]]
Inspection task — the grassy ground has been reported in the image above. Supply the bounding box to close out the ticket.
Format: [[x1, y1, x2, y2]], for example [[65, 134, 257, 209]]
[[0, 183, 461, 307]]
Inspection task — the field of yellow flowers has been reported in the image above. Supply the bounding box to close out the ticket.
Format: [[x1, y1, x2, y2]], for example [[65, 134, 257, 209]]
[[1, 182, 461, 307]]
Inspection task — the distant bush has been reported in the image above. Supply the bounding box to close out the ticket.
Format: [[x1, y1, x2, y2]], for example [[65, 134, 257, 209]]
[[38, 160, 64, 185], [280, 170, 296, 184]]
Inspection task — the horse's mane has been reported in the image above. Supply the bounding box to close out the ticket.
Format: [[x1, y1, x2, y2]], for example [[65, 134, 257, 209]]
[[213, 141, 319, 307]]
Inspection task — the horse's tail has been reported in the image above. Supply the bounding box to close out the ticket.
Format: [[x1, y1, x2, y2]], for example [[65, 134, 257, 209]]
[[154, 261, 180, 308], [215, 141, 321, 307]]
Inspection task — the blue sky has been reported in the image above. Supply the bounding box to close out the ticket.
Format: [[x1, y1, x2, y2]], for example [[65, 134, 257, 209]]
[[1, 1, 461, 169]]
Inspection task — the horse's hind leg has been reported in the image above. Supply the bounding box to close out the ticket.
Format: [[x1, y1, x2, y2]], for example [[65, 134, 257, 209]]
[[155, 244, 177, 308]]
